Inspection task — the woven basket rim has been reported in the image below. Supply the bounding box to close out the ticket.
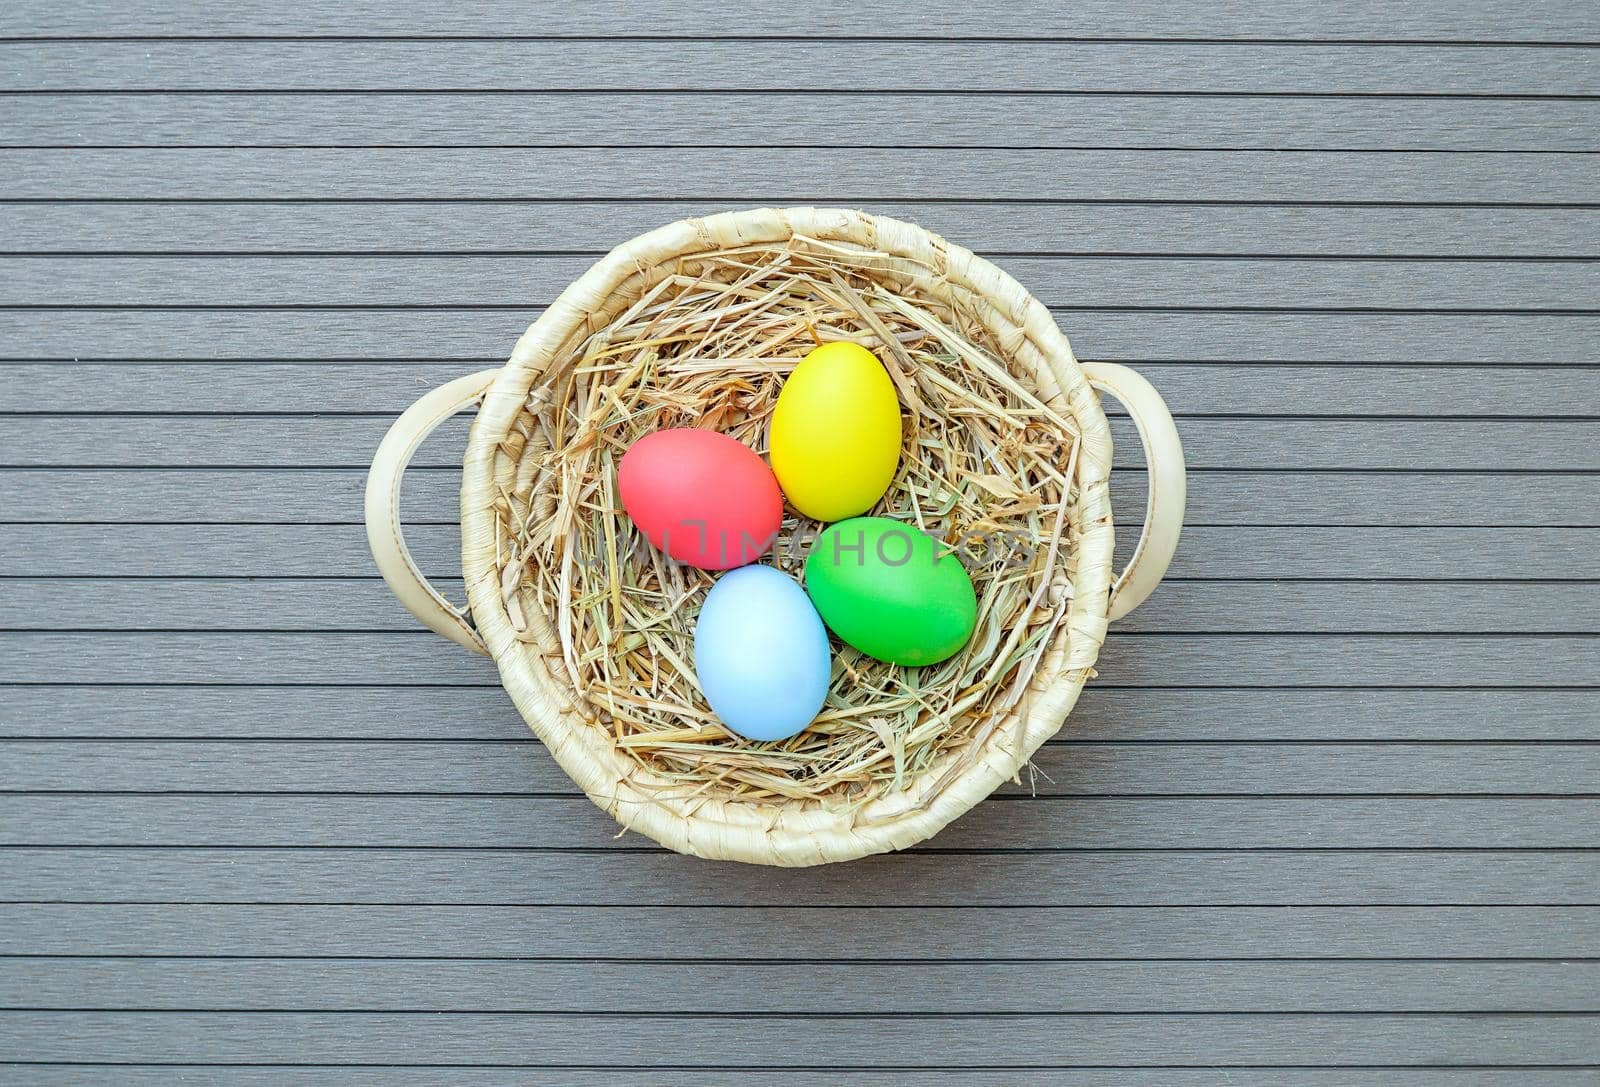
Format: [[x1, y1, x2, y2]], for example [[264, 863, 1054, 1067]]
[[459, 206, 1117, 865]]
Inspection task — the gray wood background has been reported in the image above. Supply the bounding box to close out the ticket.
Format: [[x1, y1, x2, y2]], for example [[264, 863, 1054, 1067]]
[[1, 2, 1597, 1082]]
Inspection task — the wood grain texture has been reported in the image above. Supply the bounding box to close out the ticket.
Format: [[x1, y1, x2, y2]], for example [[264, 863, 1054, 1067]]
[[11, 202, 1598, 258], [6, 847, 1597, 905], [4, 309, 1593, 363], [8, 903, 1596, 958], [10, 92, 1597, 151], [6, 254, 1597, 309], [7, 0, 1597, 40], [7, 957, 1596, 1012], [10, 415, 1598, 470], [9, 41, 1599, 95], [5, 148, 1594, 202], [4, 630, 1596, 686], [5, 686, 1596, 742], [6, 468, 1593, 527], [3, 1009, 1598, 1067], [2, 1071, 1594, 1087], [9, 362, 1598, 416], [4, 795, 1596, 849], [13, 577, 1597, 634], [2, 524, 1591, 580], [9, 740, 1597, 795]]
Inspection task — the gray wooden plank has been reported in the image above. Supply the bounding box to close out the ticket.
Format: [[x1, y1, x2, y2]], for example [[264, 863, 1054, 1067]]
[[11, 203, 1597, 258], [0, 1071, 1590, 1087], [6, 254, 1595, 310], [4, 686, 1594, 742], [4, 796, 1593, 849], [1107, 582, 1600, 633], [7, 958, 1595, 1013], [1, 524, 1590, 580], [7, 903, 1594, 959], [9, 41, 1598, 95], [8, 415, 1596, 471], [5, 847, 1597, 905], [11, 92, 1596, 151], [14, 578, 1596, 635], [1, 630, 1595, 686], [7, 0, 1596, 41], [3, 1009, 1597, 1068], [10, 208, 1600, 276], [6, 467, 1592, 528], [7, 362, 1599, 417], [5, 149, 1593, 202], [7, 740, 1595, 795], [2, 1072, 1586, 1087], [2, 310, 1591, 364]]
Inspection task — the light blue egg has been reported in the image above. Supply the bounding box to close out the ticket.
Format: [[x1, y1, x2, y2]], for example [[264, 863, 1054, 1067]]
[[693, 564, 831, 742]]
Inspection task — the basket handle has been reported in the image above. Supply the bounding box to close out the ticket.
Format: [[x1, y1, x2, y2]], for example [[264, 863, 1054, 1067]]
[[365, 369, 504, 656], [1080, 362, 1187, 622]]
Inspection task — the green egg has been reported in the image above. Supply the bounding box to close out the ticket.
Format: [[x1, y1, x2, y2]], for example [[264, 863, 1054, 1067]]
[[803, 516, 977, 667]]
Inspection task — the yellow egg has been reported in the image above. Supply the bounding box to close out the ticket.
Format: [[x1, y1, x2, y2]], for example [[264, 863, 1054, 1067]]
[[770, 342, 902, 522]]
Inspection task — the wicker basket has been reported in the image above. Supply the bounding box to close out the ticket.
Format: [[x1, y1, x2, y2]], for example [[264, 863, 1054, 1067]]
[[366, 207, 1185, 866]]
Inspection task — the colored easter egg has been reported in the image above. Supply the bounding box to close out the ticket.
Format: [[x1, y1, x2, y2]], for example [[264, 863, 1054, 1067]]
[[769, 342, 902, 522], [804, 517, 977, 667], [617, 428, 782, 570], [693, 565, 832, 742]]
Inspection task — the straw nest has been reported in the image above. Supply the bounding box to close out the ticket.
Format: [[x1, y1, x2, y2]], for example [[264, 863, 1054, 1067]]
[[486, 227, 1091, 817]]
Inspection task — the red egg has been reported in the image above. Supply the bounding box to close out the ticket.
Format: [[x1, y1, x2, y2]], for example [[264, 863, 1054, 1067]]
[[617, 429, 783, 570]]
